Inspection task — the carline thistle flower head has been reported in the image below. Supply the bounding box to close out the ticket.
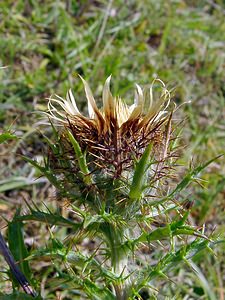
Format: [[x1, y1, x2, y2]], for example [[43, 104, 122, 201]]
[[46, 76, 173, 179]]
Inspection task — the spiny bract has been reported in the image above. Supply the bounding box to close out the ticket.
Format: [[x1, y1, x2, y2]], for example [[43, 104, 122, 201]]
[[46, 76, 173, 178]]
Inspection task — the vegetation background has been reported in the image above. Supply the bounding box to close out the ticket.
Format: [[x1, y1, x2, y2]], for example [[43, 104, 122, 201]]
[[0, 0, 224, 299]]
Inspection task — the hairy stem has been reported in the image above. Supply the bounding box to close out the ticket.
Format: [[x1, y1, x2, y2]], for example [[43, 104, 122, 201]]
[[100, 222, 130, 300]]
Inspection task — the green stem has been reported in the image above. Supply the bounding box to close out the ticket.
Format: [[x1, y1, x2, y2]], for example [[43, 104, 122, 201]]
[[100, 222, 130, 300]]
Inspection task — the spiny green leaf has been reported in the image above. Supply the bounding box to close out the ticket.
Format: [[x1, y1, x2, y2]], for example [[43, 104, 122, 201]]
[[22, 156, 60, 188], [170, 211, 190, 229], [138, 226, 171, 243], [149, 155, 223, 206], [83, 277, 116, 300], [67, 130, 92, 185], [28, 246, 118, 286], [67, 251, 118, 281], [135, 215, 199, 245], [15, 210, 81, 230], [173, 155, 223, 196], [136, 238, 212, 292], [129, 144, 152, 200]]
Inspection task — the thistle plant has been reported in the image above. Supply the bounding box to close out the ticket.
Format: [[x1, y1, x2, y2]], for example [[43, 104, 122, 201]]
[[24, 76, 215, 299]]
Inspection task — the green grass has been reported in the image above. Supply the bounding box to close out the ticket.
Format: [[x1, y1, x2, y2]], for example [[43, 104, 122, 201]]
[[0, 0, 224, 299]]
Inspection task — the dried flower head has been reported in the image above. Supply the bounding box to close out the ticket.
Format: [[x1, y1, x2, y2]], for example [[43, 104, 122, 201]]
[[46, 76, 173, 178]]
